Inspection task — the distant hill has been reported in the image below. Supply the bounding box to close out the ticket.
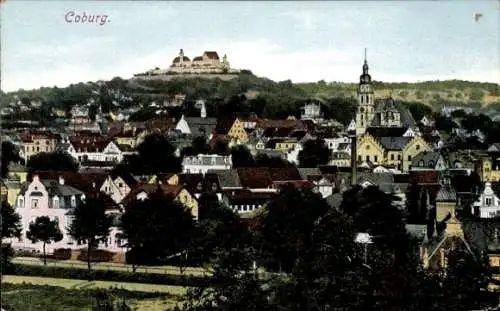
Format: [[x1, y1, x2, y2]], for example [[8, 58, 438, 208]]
[[2, 73, 499, 115], [296, 80, 500, 109]]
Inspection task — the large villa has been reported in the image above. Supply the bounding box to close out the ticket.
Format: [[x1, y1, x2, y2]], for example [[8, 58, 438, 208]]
[[134, 49, 241, 80]]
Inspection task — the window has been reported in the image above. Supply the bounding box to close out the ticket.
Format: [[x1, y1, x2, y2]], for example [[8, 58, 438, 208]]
[[485, 197, 492, 206], [428, 160, 435, 168], [71, 196, 76, 207], [374, 156, 378, 163], [390, 154, 394, 161], [31, 199, 39, 208], [365, 145, 370, 150], [358, 155, 362, 161], [53, 197, 59, 209], [407, 155, 412, 161], [18, 197, 24, 208], [416, 144, 420, 151], [419, 160, 424, 167], [398, 155, 401, 160], [366, 155, 370, 162]]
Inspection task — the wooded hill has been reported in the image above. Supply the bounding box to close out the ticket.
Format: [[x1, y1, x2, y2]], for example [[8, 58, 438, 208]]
[[2, 71, 499, 116]]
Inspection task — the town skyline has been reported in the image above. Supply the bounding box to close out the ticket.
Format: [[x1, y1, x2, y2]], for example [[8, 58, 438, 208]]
[[1, 1, 499, 92]]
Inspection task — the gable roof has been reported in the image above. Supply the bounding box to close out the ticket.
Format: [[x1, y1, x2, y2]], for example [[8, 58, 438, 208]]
[[412, 151, 442, 167], [203, 51, 219, 59], [207, 169, 242, 188], [268, 167, 302, 181], [185, 117, 218, 136], [410, 171, 440, 185]]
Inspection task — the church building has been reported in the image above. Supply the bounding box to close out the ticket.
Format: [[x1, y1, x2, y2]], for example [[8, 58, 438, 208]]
[[354, 51, 416, 135]]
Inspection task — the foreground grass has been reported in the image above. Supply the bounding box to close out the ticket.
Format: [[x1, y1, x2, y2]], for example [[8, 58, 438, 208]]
[[1, 276, 187, 311], [13, 257, 213, 277]]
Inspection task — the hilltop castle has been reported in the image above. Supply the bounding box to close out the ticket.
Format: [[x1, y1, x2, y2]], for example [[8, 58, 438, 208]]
[[134, 49, 240, 80]]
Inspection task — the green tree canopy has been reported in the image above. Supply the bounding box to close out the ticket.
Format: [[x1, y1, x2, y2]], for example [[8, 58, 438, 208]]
[[27, 151, 79, 175], [298, 138, 329, 167], [26, 216, 63, 265]]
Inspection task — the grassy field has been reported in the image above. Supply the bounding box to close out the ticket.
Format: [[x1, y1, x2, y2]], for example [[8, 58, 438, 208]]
[[13, 257, 213, 277], [1, 276, 188, 311]]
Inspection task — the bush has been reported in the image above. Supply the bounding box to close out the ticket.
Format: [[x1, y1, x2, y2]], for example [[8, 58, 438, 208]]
[[12, 264, 212, 287], [53, 248, 72, 260], [78, 249, 114, 263]]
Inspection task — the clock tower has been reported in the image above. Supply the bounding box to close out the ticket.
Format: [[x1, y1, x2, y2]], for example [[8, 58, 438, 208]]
[[355, 49, 375, 134]]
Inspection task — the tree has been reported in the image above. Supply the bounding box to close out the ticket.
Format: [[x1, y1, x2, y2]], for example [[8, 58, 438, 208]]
[[252, 186, 329, 272], [0, 200, 22, 274], [26, 216, 63, 265], [68, 193, 112, 275], [182, 136, 212, 157], [134, 133, 181, 174], [27, 151, 78, 174], [192, 193, 250, 264], [212, 140, 230, 156], [120, 188, 196, 272], [254, 154, 294, 168], [298, 138, 329, 167], [231, 145, 255, 167], [1, 141, 22, 178]]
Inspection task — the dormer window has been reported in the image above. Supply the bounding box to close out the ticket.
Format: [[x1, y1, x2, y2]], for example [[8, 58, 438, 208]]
[[71, 195, 76, 207], [419, 160, 424, 167], [428, 160, 435, 168], [18, 197, 24, 208]]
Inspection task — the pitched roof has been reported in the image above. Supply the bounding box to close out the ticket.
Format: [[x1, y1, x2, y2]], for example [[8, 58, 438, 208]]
[[257, 119, 305, 130], [207, 169, 242, 188], [214, 117, 237, 135], [297, 168, 322, 179], [268, 167, 302, 181], [378, 137, 412, 151], [30, 171, 107, 193], [412, 151, 442, 167], [366, 127, 408, 138], [236, 167, 273, 188], [121, 183, 184, 206], [185, 117, 218, 136], [436, 184, 457, 202], [203, 51, 220, 60], [410, 171, 440, 185]]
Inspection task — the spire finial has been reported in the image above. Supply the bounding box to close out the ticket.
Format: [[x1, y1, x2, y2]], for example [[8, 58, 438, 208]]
[[364, 48, 367, 63]]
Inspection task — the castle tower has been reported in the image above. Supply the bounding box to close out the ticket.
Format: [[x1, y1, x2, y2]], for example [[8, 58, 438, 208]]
[[355, 49, 375, 135]]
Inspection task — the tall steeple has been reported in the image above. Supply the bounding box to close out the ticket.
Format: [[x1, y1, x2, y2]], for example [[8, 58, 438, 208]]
[[355, 48, 375, 135]]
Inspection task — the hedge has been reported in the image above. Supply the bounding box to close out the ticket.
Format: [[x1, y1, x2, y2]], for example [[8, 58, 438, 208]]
[[11, 264, 212, 287], [77, 249, 114, 263], [53, 248, 72, 260]]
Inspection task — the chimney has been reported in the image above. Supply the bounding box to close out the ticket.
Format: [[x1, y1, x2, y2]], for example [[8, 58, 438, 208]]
[[349, 130, 357, 186], [59, 176, 65, 185]]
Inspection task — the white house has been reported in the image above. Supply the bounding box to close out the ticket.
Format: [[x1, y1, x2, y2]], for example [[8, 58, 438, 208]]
[[100, 174, 138, 204], [182, 154, 232, 174], [9, 175, 85, 253], [65, 139, 134, 164], [8, 175, 126, 254], [472, 182, 500, 219], [300, 103, 323, 120], [324, 137, 350, 152], [286, 143, 303, 164]]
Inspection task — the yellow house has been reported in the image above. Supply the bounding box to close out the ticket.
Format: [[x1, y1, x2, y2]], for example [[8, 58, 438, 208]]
[[402, 136, 432, 172], [356, 133, 431, 172], [216, 118, 248, 144], [328, 152, 351, 167], [8, 162, 28, 183], [122, 183, 199, 220], [114, 130, 138, 149], [0, 179, 21, 207], [20, 130, 58, 162], [480, 158, 500, 182], [356, 134, 385, 165], [275, 139, 298, 153]]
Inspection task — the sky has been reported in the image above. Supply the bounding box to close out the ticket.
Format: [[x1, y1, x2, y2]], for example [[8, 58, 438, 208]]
[[1, 1, 499, 92]]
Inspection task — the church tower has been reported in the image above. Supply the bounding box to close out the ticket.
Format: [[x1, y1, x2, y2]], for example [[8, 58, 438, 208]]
[[355, 49, 375, 134]]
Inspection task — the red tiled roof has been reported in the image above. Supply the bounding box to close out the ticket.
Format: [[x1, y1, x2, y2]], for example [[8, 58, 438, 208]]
[[409, 171, 439, 185], [237, 167, 273, 189], [203, 51, 220, 60], [268, 167, 302, 181], [272, 180, 314, 190], [257, 119, 305, 130], [215, 117, 236, 135], [70, 138, 110, 153], [121, 183, 184, 206]]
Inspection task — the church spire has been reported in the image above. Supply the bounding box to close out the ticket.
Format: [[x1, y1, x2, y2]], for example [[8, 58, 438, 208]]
[[360, 48, 371, 84], [364, 48, 367, 64]]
